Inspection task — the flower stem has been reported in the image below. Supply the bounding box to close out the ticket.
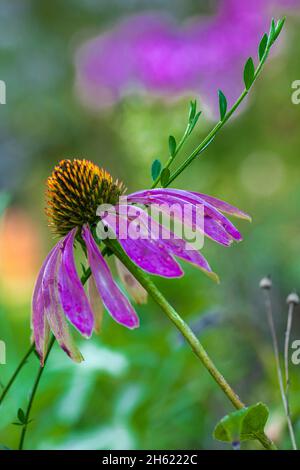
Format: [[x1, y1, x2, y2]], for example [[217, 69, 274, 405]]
[[18, 335, 55, 450], [157, 19, 284, 188], [284, 302, 297, 450], [106, 239, 276, 450], [262, 289, 297, 450], [17, 271, 91, 450], [0, 343, 35, 407]]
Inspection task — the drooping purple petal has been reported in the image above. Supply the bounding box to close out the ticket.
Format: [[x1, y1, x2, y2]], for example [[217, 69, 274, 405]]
[[204, 216, 234, 247], [87, 275, 104, 333], [31, 245, 57, 365], [127, 188, 242, 242], [115, 258, 148, 304], [59, 228, 94, 337], [81, 224, 139, 329], [127, 192, 236, 245], [192, 192, 251, 221], [101, 210, 184, 278], [42, 240, 83, 363], [107, 205, 218, 282], [134, 194, 233, 247]]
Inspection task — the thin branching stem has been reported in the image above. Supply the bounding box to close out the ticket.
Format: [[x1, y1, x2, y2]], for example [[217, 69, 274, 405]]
[[263, 289, 297, 450], [284, 302, 297, 450], [18, 335, 55, 450]]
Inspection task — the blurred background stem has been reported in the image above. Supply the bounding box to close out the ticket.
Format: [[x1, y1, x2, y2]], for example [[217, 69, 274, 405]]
[[262, 287, 297, 450]]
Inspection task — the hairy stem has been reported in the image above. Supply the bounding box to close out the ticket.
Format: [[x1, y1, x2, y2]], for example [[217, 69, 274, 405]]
[[263, 289, 297, 450], [0, 343, 35, 407], [107, 239, 276, 450]]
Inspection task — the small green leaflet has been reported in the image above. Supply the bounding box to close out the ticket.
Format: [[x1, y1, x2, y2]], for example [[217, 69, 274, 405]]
[[189, 100, 197, 122], [244, 57, 255, 90], [168, 135, 176, 157], [160, 168, 170, 187], [151, 159, 162, 181], [188, 111, 201, 134], [17, 408, 26, 424], [213, 402, 269, 448], [218, 90, 227, 121], [258, 33, 268, 61], [273, 17, 286, 42]]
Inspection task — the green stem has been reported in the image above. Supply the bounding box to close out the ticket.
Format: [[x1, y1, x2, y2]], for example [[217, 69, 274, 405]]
[[0, 343, 35, 406], [17, 271, 91, 450], [18, 336, 55, 450], [106, 239, 276, 450], [161, 29, 278, 188], [263, 289, 297, 450], [151, 123, 191, 189]]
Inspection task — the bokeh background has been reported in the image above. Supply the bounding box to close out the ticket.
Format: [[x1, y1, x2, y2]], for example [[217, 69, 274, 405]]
[[1, 0, 300, 450]]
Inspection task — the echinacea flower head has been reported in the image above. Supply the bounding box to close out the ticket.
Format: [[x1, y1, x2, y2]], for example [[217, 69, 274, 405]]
[[32, 159, 250, 364], [46, 159, 125, 236]]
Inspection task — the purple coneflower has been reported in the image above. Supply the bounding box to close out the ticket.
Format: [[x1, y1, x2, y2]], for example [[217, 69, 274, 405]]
[[32, 159, 250, 364]]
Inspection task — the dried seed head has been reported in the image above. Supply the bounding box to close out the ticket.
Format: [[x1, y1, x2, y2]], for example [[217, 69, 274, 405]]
[[286, 292, 299, 306], [259, 276, 272, 290], [46, 159, 125, 236]]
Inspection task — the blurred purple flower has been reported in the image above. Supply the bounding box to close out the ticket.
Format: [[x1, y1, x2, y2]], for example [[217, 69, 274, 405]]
[[75, 0, 298, 113]]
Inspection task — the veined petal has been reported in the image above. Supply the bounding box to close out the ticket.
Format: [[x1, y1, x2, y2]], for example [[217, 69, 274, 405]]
[[59, 228, 94, 337], [31, 245, 57, 365], [102, 210, 184, 278], [192, 192, 251, 221], [82, 224, 139, 329], [114, 206, 218, 282], [42, 240, 83, 363], [87, 275, 104, 333], [115, 258, 148, 304], [204, 216, 233, 247], [128, 188, 242, 242], [127, 193, 233, 246]]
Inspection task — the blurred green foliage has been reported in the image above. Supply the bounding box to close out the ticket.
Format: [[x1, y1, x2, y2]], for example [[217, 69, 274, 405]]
[[1, 0, 300, 450]]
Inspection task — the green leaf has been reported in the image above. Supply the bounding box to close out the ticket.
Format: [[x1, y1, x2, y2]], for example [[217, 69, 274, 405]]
[[218, 90, 227, 120], [160, 168, 170, 187], [213, 402, 269, 446], [258, 33, 268, 61], [151, 159, 162, 181], [17, 408, 26, 424], [189, 111, 201, 134], [243, 57, 255, 90], [168, 135, 177, 157], [189, 100, 197, 122], [273, 17, 285, 42], [267, 18, 276, 46]]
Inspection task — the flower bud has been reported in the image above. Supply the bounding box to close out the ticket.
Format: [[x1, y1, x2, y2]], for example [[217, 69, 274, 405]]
[[259, 276, 272, 290], [286, 292, 299, 306]]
